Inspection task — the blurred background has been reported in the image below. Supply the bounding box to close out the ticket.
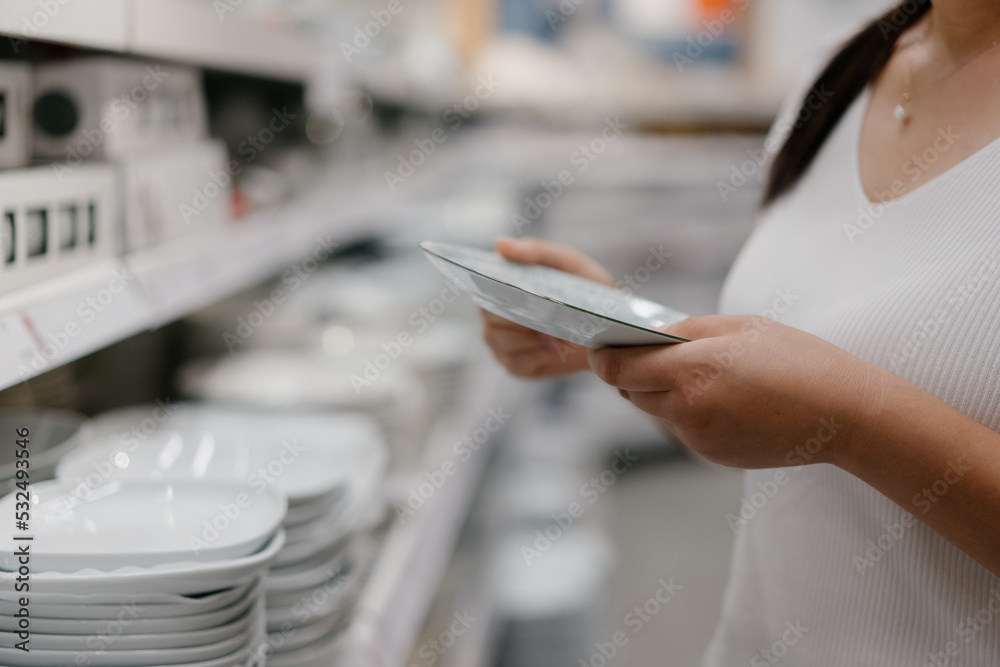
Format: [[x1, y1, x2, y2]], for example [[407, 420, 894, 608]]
[[1, 1, 894, 665]]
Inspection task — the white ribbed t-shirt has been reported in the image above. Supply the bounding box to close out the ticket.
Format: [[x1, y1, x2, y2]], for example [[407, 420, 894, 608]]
[[703, 77, 1000, 664]]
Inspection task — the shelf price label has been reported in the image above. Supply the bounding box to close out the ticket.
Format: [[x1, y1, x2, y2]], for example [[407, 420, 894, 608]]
[[0, 314, 43, 389]]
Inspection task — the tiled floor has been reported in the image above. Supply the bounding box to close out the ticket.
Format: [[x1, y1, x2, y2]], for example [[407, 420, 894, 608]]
[[606, 454, 744, 667]]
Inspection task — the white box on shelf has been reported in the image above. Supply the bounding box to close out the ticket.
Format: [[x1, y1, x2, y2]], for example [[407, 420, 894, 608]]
[[0, 62, 32, 170], [120, 139, 232, 252], [32, 57, 207, 161], [0, 163, 118, 296]]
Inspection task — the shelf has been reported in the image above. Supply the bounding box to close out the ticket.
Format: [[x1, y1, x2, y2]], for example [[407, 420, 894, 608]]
[[0, 0, 317, 82], [129, 0, 318, 82], [337, 360, 522, 667], [0, 0, 129, 52], [0, 183, 389, 392]]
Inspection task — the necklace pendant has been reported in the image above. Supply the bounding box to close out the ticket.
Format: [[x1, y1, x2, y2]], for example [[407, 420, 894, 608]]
[[893, 103, 908, 122]]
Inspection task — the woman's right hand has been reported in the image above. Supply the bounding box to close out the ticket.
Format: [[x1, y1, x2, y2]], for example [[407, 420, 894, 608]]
[[481, 237, 615, 378]]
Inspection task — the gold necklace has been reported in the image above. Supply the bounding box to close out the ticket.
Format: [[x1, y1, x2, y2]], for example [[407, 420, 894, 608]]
[[895, 33, 1000, 125]]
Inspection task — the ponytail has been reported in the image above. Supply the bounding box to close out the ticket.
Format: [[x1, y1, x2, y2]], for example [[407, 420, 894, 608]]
[[763, 0, 932, 206]]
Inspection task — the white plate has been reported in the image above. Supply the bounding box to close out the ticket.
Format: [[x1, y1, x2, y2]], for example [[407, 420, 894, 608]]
[[420, 241, 690, 348], [268, 538, 349, 578], [0, 582, 259, 636], [273, 511, 354, 569], [177, 350, 415, 411], [1, 529, 285, 596], [266, 625, 344, 667], [495, 529, 614, 620], [272, 433, 386, 568], [0, 480, 285, 572], [0, 579, 256, 620], [0, 578, 254, 611], [283, 493, 342, 527], [271, 608, 348, 651], [0, 621, 254, 666], [265, 550, 349, 596], [164, 645, 254, 667], [265, 568, 354, 610], [265, 579, 351, 629], [0, 597, 259, 650], [56, 405, 376, 505], [283, 501, 350, 546]]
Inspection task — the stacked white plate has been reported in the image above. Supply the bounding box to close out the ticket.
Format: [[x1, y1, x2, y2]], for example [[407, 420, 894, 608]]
[[403, 319, 479, 418], [493, 529, 614, 667], [0, 479, 284, 667], [56, 403, 389, 666], [0, 409, 88, 494], [176, 349, 426, 470]]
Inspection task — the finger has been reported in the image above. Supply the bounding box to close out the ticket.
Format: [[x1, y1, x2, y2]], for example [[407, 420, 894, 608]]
[[484, 325, 548, 355], [500, 348, 582, 378], [587, 345, 685, 391], [661, 314, 755, 341], [619, 389, 675, 421], [480, 310, 535, 332], [496, 237, 614, 285]]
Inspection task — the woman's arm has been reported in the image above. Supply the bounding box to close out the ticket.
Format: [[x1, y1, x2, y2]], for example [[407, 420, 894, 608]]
[[838, 368, 1000, 577], [587, 315, 1000, 577]]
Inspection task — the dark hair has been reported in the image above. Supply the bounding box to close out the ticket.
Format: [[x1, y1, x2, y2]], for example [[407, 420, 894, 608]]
[[763, 0, 932, 206]]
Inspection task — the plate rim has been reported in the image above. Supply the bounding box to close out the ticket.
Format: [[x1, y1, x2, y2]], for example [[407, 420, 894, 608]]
[[419, 241, 690, 345], [0, 479, 286, 569]]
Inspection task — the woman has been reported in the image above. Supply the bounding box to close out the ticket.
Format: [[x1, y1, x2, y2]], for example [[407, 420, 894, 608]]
[[481, 0, 1000, 664]]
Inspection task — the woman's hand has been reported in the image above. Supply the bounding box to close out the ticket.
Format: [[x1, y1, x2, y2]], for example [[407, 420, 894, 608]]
[[587, 315, 889, 469], [590, 314, 1000, 578], [482, 237, 614, 378]]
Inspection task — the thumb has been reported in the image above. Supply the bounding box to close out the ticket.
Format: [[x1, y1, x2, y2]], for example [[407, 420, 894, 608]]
[[496, 237, 614, 285], [661, 314, 751, 341]]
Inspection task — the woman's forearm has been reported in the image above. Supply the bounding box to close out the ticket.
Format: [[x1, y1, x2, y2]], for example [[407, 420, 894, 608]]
[[587, 314, 1000, 576], [837, 367, 1000, 577]]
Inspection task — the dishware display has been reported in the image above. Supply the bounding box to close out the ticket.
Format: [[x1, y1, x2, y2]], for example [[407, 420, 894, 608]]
[[0, 577, 254, 619], [177, 349, 425, 469], [55, 404, 366, 505], [0, 589, 265, 667], [0, 531, 284, 596], [419, 241, 691, 347], [493, 529, 615, 667], [54, 402, 388, 663], [0, 479, 286, 572], [0, 474, 278, 667]]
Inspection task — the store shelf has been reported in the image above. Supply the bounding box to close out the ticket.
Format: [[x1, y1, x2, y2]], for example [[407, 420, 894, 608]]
[[0, 183, 389, 392], [340, 361, 524, 667], [0, 0, 129, 52], [129, 0, 318, 81], [0, 0, 317, 82]]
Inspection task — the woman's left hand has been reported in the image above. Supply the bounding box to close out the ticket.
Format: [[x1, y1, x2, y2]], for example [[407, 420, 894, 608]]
[[587, 315, 889, 469]]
